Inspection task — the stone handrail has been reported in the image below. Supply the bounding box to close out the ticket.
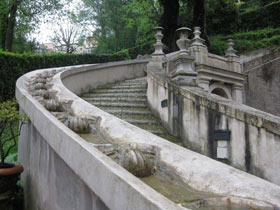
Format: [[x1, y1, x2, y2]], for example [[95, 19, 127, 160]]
[[16, 59, 280, 209]]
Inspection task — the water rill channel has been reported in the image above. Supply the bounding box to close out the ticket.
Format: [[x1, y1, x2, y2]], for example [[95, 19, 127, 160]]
[[80, 133, 262, 210]]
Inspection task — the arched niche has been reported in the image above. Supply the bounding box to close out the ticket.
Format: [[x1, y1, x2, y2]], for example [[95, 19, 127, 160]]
[[209, 83, 232, 100]]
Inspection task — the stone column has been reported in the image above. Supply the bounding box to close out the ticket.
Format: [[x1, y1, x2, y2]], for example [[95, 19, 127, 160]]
[[171, 27, 197, 86], [232, 84, 243, 103]]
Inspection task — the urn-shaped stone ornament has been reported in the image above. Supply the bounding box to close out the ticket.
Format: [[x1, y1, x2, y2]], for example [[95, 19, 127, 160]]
[[176, 27, 192, 53], [152, 26, 164, 56], [119, 149, 153, 178], [44, 99, 63, 112], [65, 116, 90, 134]]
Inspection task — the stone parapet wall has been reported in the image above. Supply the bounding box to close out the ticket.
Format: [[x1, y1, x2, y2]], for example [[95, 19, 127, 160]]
[[147, 68, 280, 185], [242, 48, 280, 117], [16, 59, 280, 210]]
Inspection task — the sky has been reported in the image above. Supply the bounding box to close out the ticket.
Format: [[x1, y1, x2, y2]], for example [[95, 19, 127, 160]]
[[30, 0, 87, 44]]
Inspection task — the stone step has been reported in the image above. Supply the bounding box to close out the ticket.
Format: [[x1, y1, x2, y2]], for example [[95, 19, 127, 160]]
[[116, 82, 147, 86], [98, 106, 149, 112], [104, 109, 151, 115], [126, 119, 160, 125], [92, 89, 146, 93], [147, 129, 166, 135], [105, 84, 147, 89], [82, 93, 147, 98], [125, 78, 147, 82], [90, 102, 147, 108], [83, 97, 147, 102]]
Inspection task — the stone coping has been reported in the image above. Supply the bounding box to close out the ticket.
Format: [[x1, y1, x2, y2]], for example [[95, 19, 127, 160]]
[[148, 70, 280, 136], [208, 53, 229, 62], [16, 60, 280, 209]]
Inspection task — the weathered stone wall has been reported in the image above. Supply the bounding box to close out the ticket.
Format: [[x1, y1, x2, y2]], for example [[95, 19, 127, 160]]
[[243, 49, 280, 117], [18, 121, 109, 210], [147, 70, 280, 185]]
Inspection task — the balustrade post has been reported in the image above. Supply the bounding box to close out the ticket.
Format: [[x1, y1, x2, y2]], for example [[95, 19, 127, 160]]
[[171, 27, 198, 86]]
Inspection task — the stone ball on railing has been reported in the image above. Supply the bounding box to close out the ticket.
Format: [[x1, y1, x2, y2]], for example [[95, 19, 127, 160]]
[[65, 116, 90, 134], [119, 149, 154, 178], [44, 99, 63, 112]]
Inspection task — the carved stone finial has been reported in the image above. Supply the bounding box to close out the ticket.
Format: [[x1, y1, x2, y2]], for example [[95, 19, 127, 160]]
[[152, 27, 164, 56], [225, 39, 238, 57], [191, 27, 206, 47], [176, 27, 192, 53]]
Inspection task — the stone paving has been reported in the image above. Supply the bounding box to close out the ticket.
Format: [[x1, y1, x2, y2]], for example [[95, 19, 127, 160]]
[[82, 77, 183, 145]]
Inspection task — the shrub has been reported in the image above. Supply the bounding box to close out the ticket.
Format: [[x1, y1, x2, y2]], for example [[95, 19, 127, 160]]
[[209, 28, 280, 55], [0, 51, 126, 102], [116, 41, 154, 60]]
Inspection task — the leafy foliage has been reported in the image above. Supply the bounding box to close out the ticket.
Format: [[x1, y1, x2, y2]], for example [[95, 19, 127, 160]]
[[0, 99, 23, 165], [206, 0, 239, 35], [210, 28, 280, 55], [240, 0, 280, 31], [80, 0, 160, 54]]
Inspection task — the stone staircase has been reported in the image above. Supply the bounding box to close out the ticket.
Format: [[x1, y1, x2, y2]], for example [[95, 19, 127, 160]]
[[81, 77, 182, 145]]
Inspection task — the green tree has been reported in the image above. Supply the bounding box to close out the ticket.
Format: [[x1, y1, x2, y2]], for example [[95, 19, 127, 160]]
[[1, 0, 62, 52], [206, 0, 239, 35], [80, 0, 159, 54]]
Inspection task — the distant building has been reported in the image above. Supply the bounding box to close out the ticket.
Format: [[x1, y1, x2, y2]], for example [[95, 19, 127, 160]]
[[36, 43, 56, 54]]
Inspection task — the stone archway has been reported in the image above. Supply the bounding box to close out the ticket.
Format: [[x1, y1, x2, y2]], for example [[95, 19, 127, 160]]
[[209, 83, 232, 99]]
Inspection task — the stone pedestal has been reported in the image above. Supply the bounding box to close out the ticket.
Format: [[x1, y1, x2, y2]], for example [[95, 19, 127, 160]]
[[232, 85, 243, 103], [171, 27, 198, 86], [171, 54, 197, 86], [148, 26, 165, 72]]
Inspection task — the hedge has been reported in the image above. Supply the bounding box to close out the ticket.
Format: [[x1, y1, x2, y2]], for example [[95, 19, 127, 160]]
[[240, 1, 280, 31], [0, 51, 126, 102]]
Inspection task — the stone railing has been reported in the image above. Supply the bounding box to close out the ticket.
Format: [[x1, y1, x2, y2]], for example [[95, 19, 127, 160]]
[[147, 27, 280, 186], [16, 58, 280, 210]]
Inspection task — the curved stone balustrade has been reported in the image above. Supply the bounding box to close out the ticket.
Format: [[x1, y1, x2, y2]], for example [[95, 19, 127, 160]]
[[16, 59, 280, 210]]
